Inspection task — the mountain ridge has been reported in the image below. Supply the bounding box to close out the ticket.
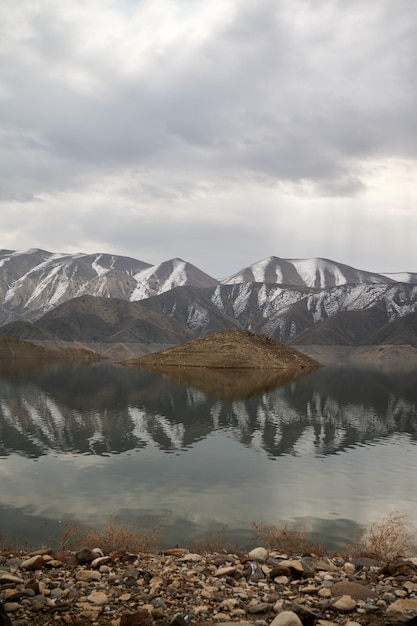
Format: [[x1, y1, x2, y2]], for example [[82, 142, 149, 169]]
[[1, 249, 417, 358]]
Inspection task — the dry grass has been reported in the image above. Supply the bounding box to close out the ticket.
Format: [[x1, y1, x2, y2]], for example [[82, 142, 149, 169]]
[[56, 517, 162, 554], [56, 522, 88, 551], [250, 521, 324, 556], [347, 512, 417, 561], [0, 534, 18, 554], [190, 525, 242, 555]]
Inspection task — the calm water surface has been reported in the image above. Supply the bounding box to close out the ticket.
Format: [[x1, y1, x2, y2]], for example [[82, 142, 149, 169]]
[[1, 359, 417, 551]]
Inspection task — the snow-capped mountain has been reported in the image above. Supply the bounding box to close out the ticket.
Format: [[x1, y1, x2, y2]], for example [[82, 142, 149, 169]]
[[221, 256, 401, 288], [0, 249, 217, 322], [139, 282, 417, 345], [1, 248, 417, 351]]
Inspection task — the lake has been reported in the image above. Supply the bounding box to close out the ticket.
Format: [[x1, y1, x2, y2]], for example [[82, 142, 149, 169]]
[[1, 359, 417, 552]]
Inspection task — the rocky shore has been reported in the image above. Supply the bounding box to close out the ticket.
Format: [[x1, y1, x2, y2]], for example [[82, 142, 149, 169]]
[[2, 545, 417, 626]]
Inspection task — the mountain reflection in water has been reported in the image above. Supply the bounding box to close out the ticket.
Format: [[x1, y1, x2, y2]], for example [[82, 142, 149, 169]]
[[1, 360, 417, 550]]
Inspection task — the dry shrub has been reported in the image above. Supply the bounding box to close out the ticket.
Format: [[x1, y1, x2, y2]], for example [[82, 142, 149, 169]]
[[191, 525, 233, 555], [0, 534, 17, 554], [83, 517, 162, 554], [57, 517, 162, 554], [251, 521, 324, 556], [57, 523, 87, 551], [347, 512, 416, 562]]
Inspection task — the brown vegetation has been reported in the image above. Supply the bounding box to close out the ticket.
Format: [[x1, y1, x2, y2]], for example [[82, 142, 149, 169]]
[[56, 517, 163, 555], [122, 328, 322, 371], [251, 521, 325, 556], [3, 513, 415, 562], [0, 334, 102, 362], [347, 512, 417, 561]]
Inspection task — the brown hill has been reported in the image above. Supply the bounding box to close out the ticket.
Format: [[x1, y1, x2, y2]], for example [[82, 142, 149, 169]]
[[122, 328, 322, 370], [0, 334, 102, 362], [0, 295, 195, 359]]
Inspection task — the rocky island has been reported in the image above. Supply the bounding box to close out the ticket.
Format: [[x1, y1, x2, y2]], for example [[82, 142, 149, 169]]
[[122, 329, 322, 371]]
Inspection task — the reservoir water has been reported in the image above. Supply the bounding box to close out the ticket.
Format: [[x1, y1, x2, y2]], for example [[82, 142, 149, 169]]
[[1, 359, 417, 552]]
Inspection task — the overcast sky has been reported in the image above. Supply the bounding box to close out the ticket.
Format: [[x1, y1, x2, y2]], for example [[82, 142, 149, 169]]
[[1, 0, 416, 277]]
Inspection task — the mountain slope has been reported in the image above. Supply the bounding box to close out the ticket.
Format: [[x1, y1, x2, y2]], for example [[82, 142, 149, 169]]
[[1, 249, 417, 353], [289, 305, 390, 346], [0, 249, 217, 322], [138, 285, 243, 334], [2, 248, 417, 326], [0, 334, 100, 361], [1, 296, 194, 346], [256, 283, 417, 342], [222, 256, 399, 288], [139, 282, 417, 344], [367, 311, 417, 346]]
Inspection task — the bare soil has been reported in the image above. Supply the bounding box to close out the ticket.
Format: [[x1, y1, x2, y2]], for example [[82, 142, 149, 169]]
[[122, 328, 322, 371], [0, 334, 103, 362]]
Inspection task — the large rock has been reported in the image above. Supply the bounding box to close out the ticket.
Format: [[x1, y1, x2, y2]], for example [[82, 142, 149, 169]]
[[270, 611, 303, 626], [331, 581, 377, 600], [386, 598, 417, 623]]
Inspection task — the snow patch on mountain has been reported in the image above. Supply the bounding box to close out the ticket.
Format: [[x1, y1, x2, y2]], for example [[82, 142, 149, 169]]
[[211, 285, 225, 311], [91, 254, 111, 277], [257, 285, 307, 318], [382, 272, 417, 284], [187, 303, 210, 332], [130, 259, 189, 301], [27, 266, 68, 307], [291, 258, 346, 288], [161, 259, 188, 291], [252, 257, 284, 283], [233, 283, 253, 317]]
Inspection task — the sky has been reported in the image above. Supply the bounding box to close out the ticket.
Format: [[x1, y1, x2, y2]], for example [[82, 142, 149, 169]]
[[1, 0, 416, 278]]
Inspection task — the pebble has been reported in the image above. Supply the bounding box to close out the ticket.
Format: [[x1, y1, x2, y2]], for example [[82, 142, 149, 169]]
[[248, 547, 268, 562], [20, 556, 45, 571], [2, 545, 417, 625], [87, 590, 109, 605], [330, 595, 356, 612], [270, 611, 303, 626]]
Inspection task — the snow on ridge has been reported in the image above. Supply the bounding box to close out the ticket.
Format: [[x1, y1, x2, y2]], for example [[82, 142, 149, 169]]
[[91, 254, 110, 278], [250, 258, 271, 282], [23, 263, 68, 307], [302, 283, 417, 325], [91, 254, 119, 277], [130, 265, 160, 301], [382, 272, 412, 283], [233, 283, 253, 317], [130, 259, 189, 301], [251, 257, 284, 283], [187, 302, 209, 331], [258, 285, 306, 318], [161, 259, 187, 291], [211, 285, 225, 311], [291, 258, 346, 288]]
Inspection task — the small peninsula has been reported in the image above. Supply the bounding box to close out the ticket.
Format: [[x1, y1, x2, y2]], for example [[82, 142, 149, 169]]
[[122, 328, 322, 370]]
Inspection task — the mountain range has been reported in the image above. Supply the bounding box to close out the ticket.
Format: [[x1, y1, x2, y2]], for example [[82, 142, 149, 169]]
[[1, 248, 417, 359]]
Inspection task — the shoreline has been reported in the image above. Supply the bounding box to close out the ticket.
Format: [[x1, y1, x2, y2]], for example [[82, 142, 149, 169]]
[[2, 542, 417, 626]]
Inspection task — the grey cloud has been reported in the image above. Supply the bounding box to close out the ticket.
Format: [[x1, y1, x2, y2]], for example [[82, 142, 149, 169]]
[[3, 0, 416, 193], [1, 0, 416, 274]]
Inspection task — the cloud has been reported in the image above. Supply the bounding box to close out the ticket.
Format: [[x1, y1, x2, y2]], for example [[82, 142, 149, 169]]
[[1, 0, 416, 274]]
